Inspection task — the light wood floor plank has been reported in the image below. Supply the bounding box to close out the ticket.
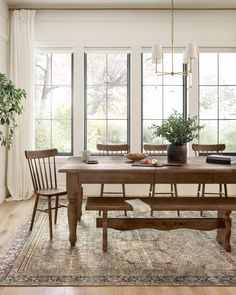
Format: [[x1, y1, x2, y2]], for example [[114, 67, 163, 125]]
[[0, 287, 25, 295], [0, 284, 236, 294], [44, 287, 66, 295], [0, 198, 34, 250], [22, 287, 45, 295]]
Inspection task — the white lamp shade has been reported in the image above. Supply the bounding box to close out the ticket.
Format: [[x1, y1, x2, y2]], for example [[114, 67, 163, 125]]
[[151, 44, 162, 63], [151, 58, 162, 64], [185, 43, 198, 59]]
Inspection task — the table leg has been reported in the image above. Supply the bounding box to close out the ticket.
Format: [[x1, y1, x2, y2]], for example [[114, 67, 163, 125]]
[[216, 211, 231, 252], [67, 173, 79, 247], [77, 185, 83, 220]]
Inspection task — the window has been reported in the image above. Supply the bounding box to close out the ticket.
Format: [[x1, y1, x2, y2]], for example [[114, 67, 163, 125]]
[[142, 52, 184, 146], [199, 52, 236, 153], [84, 51, 130, 153], [35, 51, 73, 155]]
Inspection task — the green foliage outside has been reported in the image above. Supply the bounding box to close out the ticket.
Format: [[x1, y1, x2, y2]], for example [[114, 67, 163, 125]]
[[0, 73, 26, 148], [150, 111, 204, 145]]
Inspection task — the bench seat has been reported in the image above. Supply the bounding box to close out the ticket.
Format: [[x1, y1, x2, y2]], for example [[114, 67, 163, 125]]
[[86, 196, 236, 252], [86, 196, 236, 211]]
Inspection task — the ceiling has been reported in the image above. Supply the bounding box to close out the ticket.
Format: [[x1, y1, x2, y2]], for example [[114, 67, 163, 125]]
[[6, 0, 236, 10]]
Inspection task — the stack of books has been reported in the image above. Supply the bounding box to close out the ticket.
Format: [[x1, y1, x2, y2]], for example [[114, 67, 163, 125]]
[[206, 154, 236, 164]]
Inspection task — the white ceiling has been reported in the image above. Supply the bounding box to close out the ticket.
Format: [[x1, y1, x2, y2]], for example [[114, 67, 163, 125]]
[[6, 0, 236, 9]]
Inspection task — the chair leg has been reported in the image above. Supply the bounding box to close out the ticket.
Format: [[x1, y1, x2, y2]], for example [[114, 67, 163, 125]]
[[173, 184, 180, 217], [200, 184, 205, 217], [100, 184, 104, 197], [122, 184, 127, 216], [122, 184, 126, 198], [151, 184, 156, 217], [224, 184, 228, 197], [197, 184, 201, 197], [48, 197, 53, 240], [170, 184, 174, 197], [152, 184, 156, 197], [54, 196, 59, 224], [30, 194, 40, 231], [99, 184, 105, 216], [174, 184, 178, 197], [219, 184, 223, 197], [149, 184, 153, 197]]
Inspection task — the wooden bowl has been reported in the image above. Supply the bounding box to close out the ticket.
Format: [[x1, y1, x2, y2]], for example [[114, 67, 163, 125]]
[[125, 153, 147, 162]]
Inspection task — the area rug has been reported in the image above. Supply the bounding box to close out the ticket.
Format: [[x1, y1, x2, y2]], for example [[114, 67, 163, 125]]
[[1, 200, 236, 286]]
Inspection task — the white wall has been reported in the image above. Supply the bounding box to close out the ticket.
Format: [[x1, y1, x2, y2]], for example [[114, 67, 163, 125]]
[[35, 9, 236, 196], [0, 0, 9, 203]]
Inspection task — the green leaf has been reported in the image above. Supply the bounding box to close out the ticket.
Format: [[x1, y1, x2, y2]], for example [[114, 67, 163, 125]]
[[0, 72, 26, 148]]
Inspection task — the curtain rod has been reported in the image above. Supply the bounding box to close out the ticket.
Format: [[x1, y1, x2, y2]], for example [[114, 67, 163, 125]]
[[8, 7, 236, 11]]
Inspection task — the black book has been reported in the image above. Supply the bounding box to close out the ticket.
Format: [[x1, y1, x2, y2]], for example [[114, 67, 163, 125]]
[[206, 155, 236, 164]]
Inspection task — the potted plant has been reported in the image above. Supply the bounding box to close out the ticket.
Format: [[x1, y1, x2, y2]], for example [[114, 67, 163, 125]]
[[0, 73, 26, 148], [150, 111, 204, 163]]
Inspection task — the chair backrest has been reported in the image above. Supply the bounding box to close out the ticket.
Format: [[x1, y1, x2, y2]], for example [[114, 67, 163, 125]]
[[96, 144, 129, 156], [25, 149, 58, 191], [192, 144, 226, 157], [143, 144, 168, 156]]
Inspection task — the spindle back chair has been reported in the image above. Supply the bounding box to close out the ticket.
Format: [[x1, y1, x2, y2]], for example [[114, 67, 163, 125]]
[[97, 144, 129, 156], [192, 143, 226, 157], [143, 144, 179, 216], [96, 144, 129, 215], [192, 144, 228, 215], [25, 149, 67, 239]]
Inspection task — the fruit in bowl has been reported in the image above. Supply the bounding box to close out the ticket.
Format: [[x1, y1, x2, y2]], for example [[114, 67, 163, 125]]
[[125, 153, 147, 162]]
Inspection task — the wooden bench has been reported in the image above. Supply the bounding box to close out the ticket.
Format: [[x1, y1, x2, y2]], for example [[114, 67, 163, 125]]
[[85, 196, 236, 252]]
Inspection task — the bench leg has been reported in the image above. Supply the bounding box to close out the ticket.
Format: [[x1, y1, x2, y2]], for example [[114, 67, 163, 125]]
[[102, 210, 108, 252], [216, 211, 231, 252]]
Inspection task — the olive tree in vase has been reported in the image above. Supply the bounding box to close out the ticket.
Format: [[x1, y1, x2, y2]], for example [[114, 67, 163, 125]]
[[151, 112, 204, 164]]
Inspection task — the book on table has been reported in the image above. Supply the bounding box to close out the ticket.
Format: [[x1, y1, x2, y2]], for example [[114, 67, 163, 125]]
[[206, 154, 236, 164]]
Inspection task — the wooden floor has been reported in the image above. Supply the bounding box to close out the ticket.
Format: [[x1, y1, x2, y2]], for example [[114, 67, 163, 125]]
[[0, 198, 236, 295]]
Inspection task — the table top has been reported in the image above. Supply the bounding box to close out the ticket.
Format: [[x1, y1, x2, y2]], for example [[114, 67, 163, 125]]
[[59, 156, 236, 174]]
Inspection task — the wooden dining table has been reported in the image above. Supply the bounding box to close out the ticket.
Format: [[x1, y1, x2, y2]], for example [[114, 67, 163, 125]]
[[59, 156, 236, 247]]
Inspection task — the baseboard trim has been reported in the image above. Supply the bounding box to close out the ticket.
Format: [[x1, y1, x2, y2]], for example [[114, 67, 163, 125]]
[[0, 186, 7, 204]]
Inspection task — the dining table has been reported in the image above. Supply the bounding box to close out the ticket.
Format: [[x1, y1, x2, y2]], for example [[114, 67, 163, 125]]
[[59, 156, 236, 247]]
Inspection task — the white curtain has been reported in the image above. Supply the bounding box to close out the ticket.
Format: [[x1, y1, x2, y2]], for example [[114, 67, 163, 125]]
[[7, 10, 35, 200]]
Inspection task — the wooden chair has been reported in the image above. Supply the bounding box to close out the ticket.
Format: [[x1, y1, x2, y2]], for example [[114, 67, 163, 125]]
[[192, 144, 228, 215], [25, 148, 67, 239], [97, 144, 129, 198], [143, 144, 179, 216]]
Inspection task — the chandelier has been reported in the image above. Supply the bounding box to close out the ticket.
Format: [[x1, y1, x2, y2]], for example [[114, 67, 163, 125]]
[[151, 0, 197, 77]]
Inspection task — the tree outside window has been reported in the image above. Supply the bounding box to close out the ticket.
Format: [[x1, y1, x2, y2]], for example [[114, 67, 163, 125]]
[[35, 52, 73, 155]]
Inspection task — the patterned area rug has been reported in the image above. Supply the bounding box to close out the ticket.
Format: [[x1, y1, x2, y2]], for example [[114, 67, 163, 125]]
[[1, 200, 236, 286]]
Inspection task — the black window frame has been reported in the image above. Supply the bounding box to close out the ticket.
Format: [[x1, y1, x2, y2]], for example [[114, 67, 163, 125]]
[[198, 51, 236, 155], [84, 51, 131, 154], [34, 51, 74, 156]]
